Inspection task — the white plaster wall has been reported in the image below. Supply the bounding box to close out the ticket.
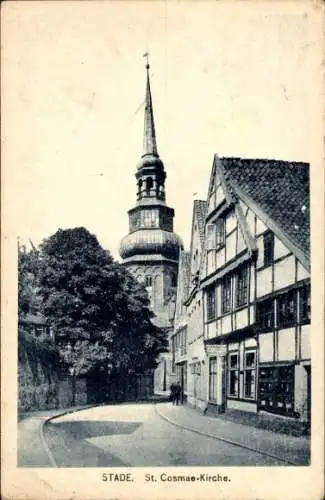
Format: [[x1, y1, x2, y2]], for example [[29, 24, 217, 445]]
[[207, 250, 215, 276], [278, 328, 295, 361], [222, 314, 232, 334], [245, 209, 255, 237], [274, 236, 290, 260], [226, 231, 236, 262], [256, 216, 267, 235], [300, 325, 310, 359], [256, 235, 264, 269], [259, 333, 274, 362], [237, 226, 246, 254], [216, 284, 221, 317], [274, 255, 295, 291], [249, 264, 255, 303], [206, 321, 217, 340], [235, 308, 248, 330], [216, 247, 226, 268], [294, 364, 309, 421], [216, 183, 225, 207], [245, 337, 257, 348], [226, 211, 237, 234], [249, 305, 255, 324], [297, 261, 309, 281], [227, 399, 257, 413], [256, 267, 272, 298]]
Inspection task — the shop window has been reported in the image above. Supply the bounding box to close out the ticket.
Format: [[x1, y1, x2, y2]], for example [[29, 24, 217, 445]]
[[257, 298, 274, 330], [258, 364, 295, 416], [209, 357, 217, 401], [300, 286, 311, 324], [228, 352, 239, 397], [221, 275, 231, 314], [263, 231, 274, 267], [244, 351, 256, 399], [206, 285, 216, 321], [277, 290, 297, 328], [236, 265, 248, 307]]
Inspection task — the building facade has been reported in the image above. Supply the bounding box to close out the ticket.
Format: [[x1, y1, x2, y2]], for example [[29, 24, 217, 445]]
[[172, 155, 311, 426], [119, 62, 183, 392]]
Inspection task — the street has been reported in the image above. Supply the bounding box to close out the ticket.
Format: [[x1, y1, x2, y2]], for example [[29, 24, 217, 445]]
[[40, 403, 308, 467]]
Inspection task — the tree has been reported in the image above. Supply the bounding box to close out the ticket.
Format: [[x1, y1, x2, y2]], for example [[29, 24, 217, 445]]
[[18, 245, 41, 318], [37, 227, 167, 379]]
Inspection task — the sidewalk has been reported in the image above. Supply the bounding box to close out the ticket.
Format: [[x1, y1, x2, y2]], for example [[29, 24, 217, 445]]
[[17, 405, 96, 467], [155, 402, 310, 466]]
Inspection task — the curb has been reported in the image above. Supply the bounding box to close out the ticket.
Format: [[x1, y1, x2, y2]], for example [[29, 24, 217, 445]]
[[154, 404, 298, 466], [40, 404, 101, 467]]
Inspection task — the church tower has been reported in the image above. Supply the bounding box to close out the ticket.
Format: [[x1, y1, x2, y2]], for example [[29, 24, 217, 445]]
[[119, 58, 183, 390]]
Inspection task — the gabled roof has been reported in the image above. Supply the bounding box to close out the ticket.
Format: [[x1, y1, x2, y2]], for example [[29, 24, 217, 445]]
[[181, 250, 191, 299], [215, 156, 310, 267], [194, 200, 207, 249]]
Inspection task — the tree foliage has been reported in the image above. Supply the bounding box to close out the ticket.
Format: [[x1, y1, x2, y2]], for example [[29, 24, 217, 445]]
[[37, 227, 168, 376]]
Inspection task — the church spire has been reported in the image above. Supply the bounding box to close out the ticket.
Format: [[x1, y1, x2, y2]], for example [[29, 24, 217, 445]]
[[142, 53, 158, 157]]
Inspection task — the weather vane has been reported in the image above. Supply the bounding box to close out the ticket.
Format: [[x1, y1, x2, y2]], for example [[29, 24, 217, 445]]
[[143, 51, 150, 69]]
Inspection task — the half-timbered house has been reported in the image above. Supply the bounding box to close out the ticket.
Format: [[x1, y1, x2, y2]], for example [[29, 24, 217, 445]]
[[183, 200, 207, 411], [201, 155, 310, 424]]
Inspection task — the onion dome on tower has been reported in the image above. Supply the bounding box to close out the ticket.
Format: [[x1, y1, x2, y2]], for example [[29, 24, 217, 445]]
[[119, 59, 183, 265]]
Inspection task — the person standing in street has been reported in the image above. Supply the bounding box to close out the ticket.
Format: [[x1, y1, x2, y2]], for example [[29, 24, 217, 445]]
[[169, 382, 177, 405], [175, 381, 182, 406]]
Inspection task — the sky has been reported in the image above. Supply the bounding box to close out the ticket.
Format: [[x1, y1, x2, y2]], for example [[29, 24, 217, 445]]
[[3, 1, 321, 260]]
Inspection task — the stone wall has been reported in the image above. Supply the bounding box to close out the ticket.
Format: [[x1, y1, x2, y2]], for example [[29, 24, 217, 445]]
[[18, 331, 87, 412]]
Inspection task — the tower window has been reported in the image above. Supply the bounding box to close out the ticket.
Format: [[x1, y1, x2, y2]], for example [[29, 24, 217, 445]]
[[146, 177, 153, 194], [171, 274, 177, 287], [145, 276, 152, 287]]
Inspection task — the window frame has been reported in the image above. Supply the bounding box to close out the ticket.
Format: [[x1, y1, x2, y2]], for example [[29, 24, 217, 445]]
[[228, 352, 239, 397], [277, 290, 297, 329], [257, 298, 274, 331], [299, 285, 311, 325], [206, 285, 216, 321], [258, 364, 295, 416], [221, 274, 232, 314], [236, 265, 248, 308], [209, 357, 218, 401], [243, 350, 256, 400]]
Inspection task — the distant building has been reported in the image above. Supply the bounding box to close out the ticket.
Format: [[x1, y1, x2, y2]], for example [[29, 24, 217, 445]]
[[173, 155, 311, 427], [119, 61, 183, 392]]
